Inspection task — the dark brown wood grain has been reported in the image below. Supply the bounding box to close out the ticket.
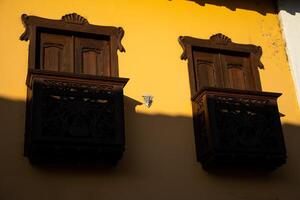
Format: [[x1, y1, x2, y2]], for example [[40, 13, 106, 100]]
[[40, 33, 74, 72]]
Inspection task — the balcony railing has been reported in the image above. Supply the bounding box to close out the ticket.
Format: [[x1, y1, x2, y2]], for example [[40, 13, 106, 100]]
[[25, 69, 128, 164], [192, 87, 287, 169]]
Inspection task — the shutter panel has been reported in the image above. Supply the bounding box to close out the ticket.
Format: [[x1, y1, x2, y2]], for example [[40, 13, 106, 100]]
[[192, 51, 224, 90], [75, 37, 111, 76], [40, 33, 74, 72], [221, 54, 255, 90]]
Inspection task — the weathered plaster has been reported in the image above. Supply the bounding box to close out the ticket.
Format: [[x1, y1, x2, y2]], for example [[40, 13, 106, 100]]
[[278, 0, 300, 107]]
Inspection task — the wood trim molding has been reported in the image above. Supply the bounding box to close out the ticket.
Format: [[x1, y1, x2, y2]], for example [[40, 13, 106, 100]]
[[20, 14, 30, 41], [179, 33, 264, 69], [178, 33, 264, 96], [20, 13, 126, 77], [20, 13, 126, 52], [210, 33, 232, 45], [117, 27, 126, 52], [61, 13, 88, 24]]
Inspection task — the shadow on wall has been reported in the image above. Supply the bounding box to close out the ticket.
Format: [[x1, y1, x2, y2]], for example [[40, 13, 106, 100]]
[[1, 96, 300, 199], [277, 0, 300, 15], [169, 0, 278, 15]]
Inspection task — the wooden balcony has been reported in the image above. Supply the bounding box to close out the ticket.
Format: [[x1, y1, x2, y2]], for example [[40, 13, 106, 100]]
[[191, 87, 287, 169], [24, 69, 128, 164]]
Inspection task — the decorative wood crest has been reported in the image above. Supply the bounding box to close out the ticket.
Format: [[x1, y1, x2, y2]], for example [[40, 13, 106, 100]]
[[210, 33, 232, 45], [20, 14, 30, 41], [117, 27, 126, 52], [178, 36, 187, 60], [82, 47, 102, 54], [254, 46, 264, 69], [61, 13, 88, 24]]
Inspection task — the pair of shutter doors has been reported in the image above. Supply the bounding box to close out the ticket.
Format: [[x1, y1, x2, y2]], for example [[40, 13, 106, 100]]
[[40, 33, 110, 76], [193, 50, 256, 91]]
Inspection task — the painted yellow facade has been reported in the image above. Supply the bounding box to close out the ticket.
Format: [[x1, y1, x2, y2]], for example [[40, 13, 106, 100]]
[[0, 0, 300, 199]]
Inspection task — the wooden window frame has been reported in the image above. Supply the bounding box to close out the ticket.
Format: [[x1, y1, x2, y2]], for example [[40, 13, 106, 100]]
[[20, 13, 129, 164], [178, 33, 264, 96], [178, 34, 287, 169], [20, 13, 125, 77]]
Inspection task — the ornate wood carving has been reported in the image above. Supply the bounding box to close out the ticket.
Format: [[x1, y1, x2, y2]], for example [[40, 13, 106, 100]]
[[210, 33, 232, 45], [178, 36, 187, 60], [117, 27, 126, 52], [192, 88, 287, 169], [253, 46, 264, 69], [61, 13, 88, 24], [25, 70, 128, 163], [20, 14, 30, 41], [20, 14, 129, 164]]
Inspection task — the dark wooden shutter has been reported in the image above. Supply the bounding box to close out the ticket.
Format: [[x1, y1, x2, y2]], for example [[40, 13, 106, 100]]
[[75, 37, 111, 76], [40, 33, 74, 72], [220, 53, 254, 90], [179, 34, 264, 95], [192, 51, 224, 90]]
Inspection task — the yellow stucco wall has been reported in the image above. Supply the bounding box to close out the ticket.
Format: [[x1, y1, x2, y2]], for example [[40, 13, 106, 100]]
[[0, 0, 300, 199]]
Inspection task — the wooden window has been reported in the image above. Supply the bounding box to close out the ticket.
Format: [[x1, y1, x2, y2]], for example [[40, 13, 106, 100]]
[[39, 34, 111, 75], [179, 34, 286, 169], [179, 33, 263, 96], [20, 13, 128, 164], [21, 13, 125, 77]]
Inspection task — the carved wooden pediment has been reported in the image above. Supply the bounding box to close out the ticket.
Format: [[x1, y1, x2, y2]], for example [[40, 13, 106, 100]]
[[210, 33, 232, 45], [61, 13, 88, 24]]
